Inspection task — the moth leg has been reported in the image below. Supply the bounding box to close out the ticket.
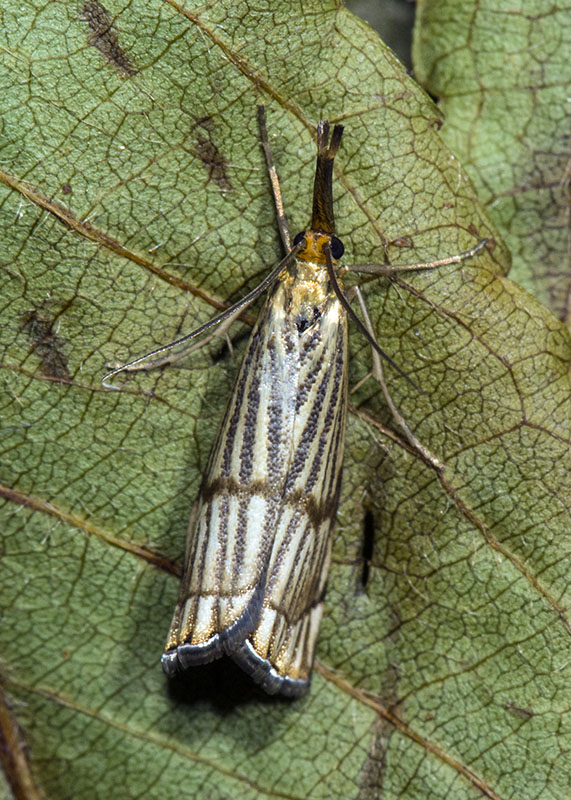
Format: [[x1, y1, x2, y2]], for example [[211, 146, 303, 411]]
[[104, 305, 241, 378], [102, 244, 297, 389], [349, 237, 488, 277], [350, 284, 443, 470], [343, 236, 489, 465]]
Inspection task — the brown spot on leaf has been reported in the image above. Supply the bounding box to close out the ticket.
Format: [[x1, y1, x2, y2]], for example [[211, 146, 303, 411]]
[[21, 308, 70, 381], [194, 117, 233, 192], [505, 702, 534, 719], [82, 1, 136, 77], [390, 236, 413, 249], [61, 183, 72, 195]]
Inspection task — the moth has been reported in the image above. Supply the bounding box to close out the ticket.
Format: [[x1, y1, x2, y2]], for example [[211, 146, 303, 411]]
[[104, 108, 486, 697], [161, 113, 347, 697]]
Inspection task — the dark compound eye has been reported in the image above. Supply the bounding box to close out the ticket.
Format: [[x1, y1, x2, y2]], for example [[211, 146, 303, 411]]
[[293, 231, 306, 247], [329, 236, 344, 259]]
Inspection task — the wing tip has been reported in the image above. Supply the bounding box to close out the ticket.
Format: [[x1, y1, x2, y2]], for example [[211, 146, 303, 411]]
[[161, 584, 264, 676], [231, 639, 311, 698]]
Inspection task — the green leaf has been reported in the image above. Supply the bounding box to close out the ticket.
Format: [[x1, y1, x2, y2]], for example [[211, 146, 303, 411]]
[[413, 0, 571, 321], [1, 1, 570, 799]]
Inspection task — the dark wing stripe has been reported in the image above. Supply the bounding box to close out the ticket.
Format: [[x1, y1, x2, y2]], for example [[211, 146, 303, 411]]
[[294, 328, 326, 412], [238, 335, 266, 484], [283, 349, 334, 491], [217, 302, 270, 478], [317, 324, 348, 506], [296, 315, 346, 496]]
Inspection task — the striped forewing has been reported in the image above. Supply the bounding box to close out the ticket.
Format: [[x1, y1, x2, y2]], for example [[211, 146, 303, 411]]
[[162, 259, 348, 695]]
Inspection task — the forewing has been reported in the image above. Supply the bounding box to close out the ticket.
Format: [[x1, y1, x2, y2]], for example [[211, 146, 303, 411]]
[[232, 297, 349, 695], [162, 284, 299, 674]]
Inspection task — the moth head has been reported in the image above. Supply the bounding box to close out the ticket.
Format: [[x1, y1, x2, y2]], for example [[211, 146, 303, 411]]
[[293, 230, 344, 262]]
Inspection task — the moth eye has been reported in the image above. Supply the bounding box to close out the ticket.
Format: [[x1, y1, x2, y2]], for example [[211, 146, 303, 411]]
[[330, 236, 344, 259], [293, 231, 306, 246]]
